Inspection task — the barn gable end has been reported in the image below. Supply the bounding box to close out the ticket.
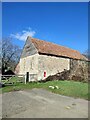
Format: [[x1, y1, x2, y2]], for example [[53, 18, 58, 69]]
[[19, 37, 39, 77], [21, 37, 38, 58]]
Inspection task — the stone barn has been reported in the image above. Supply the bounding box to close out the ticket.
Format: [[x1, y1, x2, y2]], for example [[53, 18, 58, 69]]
[[16, 36, 87, 81]]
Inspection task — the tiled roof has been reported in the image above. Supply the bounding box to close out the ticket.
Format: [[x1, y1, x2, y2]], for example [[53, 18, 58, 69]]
[[28, 37, 87, 60]]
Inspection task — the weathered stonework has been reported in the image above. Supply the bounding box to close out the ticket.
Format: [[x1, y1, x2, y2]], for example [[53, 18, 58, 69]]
[[19, 54, 39, 75], [38, 55, 70, 80], [69, 59, 88, 82], [19, 53, 70, 81], [44, 59, 88, 82]]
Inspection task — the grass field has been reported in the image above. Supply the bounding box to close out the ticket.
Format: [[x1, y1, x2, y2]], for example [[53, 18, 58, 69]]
[[0, 77, 89, 100]]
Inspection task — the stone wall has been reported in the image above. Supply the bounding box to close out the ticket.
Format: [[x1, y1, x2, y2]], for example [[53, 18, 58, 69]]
[[69, 59, 88, 82], [19, 52, 88, 82], [38, 54, 70, 80], [29, 74, 38, 81], [19, 54, 39, 76], [44, 59, 88, 82]]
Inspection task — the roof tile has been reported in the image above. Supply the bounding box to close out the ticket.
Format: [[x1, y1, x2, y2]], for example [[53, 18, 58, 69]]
[[28, 37, 87, 60]]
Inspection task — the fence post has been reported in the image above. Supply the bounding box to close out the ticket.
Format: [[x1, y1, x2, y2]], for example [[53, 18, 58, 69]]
[[29, 74, 30, 82], [25, 74, 26, 84]]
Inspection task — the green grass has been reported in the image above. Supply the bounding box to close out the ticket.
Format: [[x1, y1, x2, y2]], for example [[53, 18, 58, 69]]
[[0, 78, 89, 100]]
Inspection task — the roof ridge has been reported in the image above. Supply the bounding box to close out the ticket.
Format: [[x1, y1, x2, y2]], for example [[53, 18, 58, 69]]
[[30, 37, 80, 53], [27, 36, 87, 60]]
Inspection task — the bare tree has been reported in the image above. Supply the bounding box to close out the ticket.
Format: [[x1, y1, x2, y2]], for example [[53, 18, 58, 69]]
[[2, 38, 22, 74]]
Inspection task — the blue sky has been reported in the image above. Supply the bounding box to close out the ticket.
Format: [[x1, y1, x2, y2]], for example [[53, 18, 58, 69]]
[[2, 2, 88, 53]]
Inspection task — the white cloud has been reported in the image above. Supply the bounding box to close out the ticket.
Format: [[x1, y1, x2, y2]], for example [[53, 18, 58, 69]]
[[10, 28, 36, 41]]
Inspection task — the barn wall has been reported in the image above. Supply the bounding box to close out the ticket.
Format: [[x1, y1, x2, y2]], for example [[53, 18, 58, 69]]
[[21, 38, 38, 58], [69, 59, 88, 82], [19, 37, 39, 81], [38, 55, 70, 80], [19, 54, 39, 81]]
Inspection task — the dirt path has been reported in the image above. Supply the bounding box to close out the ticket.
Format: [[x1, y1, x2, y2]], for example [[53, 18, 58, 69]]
[[2, 88, 88, 118]]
